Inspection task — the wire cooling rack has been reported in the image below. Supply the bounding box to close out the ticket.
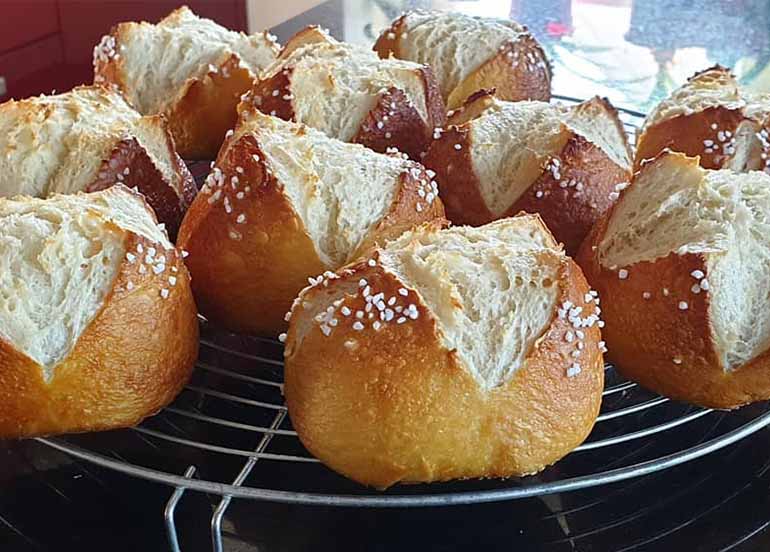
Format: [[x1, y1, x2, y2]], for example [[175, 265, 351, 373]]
[[35, 97, 770, 552]]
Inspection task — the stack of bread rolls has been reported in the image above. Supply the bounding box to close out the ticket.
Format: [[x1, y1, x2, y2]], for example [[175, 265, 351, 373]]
[[2, 5, 768, 492]]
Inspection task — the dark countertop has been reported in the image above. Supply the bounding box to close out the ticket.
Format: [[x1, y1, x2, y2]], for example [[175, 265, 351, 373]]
[[4, 1, 770, 551]]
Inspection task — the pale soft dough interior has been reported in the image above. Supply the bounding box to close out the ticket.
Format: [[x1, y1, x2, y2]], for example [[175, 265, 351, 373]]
[[598, 154, 770, 370], [380, 217, 561, 390], [0, 87, 181, 200], [0, 187, 170, 379], [261, 41, 429, 141], [724, 119, 765, 172], [114, 6, 277, 114], [562, 99, 631, 170], [399, 11, 525, 101], [243, 113, 407, 266], [470, 100, 568, 216]]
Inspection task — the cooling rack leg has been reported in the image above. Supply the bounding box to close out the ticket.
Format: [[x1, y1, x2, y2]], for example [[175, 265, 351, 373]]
[[165, 465, 197, 552], [211, 495, 234, 552], [210, 410, 287, 552]]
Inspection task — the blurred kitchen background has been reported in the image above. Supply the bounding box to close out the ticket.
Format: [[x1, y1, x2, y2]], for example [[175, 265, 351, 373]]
[[2, 0, 770, 113]]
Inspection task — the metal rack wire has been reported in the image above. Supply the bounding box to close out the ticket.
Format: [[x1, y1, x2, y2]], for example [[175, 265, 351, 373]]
[[35, 98, 770, 552]]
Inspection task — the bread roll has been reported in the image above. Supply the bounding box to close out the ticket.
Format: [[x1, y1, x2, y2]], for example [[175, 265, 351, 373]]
[[0, 86, 195, 238], [284, 215, 604, 488], [424, 92, 632, 255], [0, 186, 198, 438], [93, 6, 279, 159], [578, 151, 770, 409], [237, 27, 445, 160], [636, 66, 770, 172], [374, 10, 551, 110], [178, 112, 445, 336]]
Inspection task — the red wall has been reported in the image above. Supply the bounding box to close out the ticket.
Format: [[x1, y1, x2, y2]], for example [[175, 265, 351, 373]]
[[0, 1, 247, 101]]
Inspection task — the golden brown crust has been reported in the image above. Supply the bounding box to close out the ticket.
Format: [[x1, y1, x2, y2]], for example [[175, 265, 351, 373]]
[[446, 88, 498, 126], [164, 54, 258, 160], [576, 153, 770, 409], [353, 82, 445, 160], [285, 249, 603, 488], [92, 26, 125, 91], [446, 33, 551, 110], [0, 232, 198, 439], [508, 135, 630, 255], [424, 112, 630, 256], [423, 125, 492, 225], [178, 135, 323, 336], [279, 25, 334, 59], [635, 106, 747, 171], [87, 129, 196, 239], [372, 16, 407, 60], [177, 132, 444, 337], [240, 66, 295, 122]]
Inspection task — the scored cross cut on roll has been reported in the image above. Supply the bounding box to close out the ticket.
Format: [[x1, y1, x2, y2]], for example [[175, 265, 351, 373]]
[[635, 66, 770, 173], [284, 215, 604, 488], [177, 112, 446, 337], [0, 85, 196, 239], [93, 6, 280, 159], [0, 186, 198, 438], [424, 91, 632, 255], [237, 26, 445, 160], [374, 10, 551, 110], [578, 150, 770, 409]]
